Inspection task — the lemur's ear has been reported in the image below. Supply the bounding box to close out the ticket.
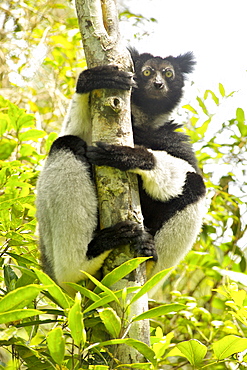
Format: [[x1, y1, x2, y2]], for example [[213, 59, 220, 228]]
[[175, 52, 196, 74]]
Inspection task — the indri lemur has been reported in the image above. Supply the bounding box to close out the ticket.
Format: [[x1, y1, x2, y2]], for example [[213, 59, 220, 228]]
[[36, 48, 206, 292]]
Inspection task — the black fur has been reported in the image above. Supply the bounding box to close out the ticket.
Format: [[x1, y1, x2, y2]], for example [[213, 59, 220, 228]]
[[87, 142, 155, 171], [138, 173, 206, 236], [129, 48, 196, 116], [133, 123, 199, 171], [50, 135, 88, 163], [76, 65, 135, 93], [87, 221, 157, 261]]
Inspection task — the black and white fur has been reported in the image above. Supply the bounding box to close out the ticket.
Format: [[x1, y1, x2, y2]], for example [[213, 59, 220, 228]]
[[36, 49, 206, 292]]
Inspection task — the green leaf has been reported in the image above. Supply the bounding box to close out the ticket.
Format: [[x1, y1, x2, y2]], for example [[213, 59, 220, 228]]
[[19, 129, 46, 142], [83, 271, 119, 305], [47, 327, 65, 365], [153, 331, 174, 359], [99, 338, 157, 366], [132, 304, 185, 321], [182, 104, 198, 114], [68, 294, 86, 347], [197, 96, 210, 114], [7, 253, 40, 267], [83, 287, 138, 314], [0, 285, 44, 312], [204, 90, 219, 106], [0, 195, 34, 210], [130, 268, 173, 305], [3, 265, 18, 291], [236, 108, 247, 136], [213, 335, 247, 360], [177, 339, 207, 366], [65, 282, 100, 302], [100, 257, 149, 290], [0, 116, 9, 136], [16, 113, 35, 130], [0, 139, 17, 159], [34, 268, 71, 309], [219, 83, 225, 97], [98, 307, 121, 338], [236, 107, 245, 124], [196, 118, 211, 138], [0, 309, 43, 324], [45, 132, 58, 152], [83, 294, 117, 314]]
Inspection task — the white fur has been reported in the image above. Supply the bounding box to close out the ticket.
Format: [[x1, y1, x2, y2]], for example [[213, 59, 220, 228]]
[[133, 150, 195, 201], [150, 197, 206, 276], [61, 93, 92, 143], [36, 150, 100, 289]]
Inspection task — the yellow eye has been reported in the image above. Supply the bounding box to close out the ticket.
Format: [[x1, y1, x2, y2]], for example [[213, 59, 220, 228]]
[[143, 69, 151, 77], [165, 69, 173, 78]]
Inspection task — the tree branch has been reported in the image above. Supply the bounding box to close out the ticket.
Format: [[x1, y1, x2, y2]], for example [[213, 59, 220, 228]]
[[75, 0, 150, 364]]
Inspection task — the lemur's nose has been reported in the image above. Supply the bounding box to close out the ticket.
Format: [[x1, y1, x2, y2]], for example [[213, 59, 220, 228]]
[[154, 81, 164, 89]]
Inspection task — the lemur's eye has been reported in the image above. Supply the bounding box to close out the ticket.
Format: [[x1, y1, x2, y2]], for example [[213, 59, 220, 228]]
[[164, 69, 173, 78], [143, 69, 151, 77]]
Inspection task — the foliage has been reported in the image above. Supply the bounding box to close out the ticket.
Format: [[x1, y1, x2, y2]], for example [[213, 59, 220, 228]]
[[1, 79, 247, 370], [0, 0, 86, 133], [1, 0, 247, 369]]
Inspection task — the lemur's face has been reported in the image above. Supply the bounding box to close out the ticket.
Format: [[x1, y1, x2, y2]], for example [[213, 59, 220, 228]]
[[140, 58, 175, 99]]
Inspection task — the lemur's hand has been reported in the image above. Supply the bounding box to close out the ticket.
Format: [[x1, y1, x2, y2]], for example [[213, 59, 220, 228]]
[[76, 65, 136, 94], [87, 142, 155, 171]]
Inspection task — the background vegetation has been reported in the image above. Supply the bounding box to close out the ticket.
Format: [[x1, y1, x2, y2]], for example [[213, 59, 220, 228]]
[[0, 0, 247, 369]]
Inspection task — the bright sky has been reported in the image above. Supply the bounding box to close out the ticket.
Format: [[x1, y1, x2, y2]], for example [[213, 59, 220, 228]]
[[120, 0, 247, 115]]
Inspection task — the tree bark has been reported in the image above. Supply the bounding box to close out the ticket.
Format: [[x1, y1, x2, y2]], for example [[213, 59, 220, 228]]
[[75, 0, 150, 365]]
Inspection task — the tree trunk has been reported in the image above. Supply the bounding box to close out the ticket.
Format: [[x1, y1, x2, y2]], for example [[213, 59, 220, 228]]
[[75, 0, 150, 365]]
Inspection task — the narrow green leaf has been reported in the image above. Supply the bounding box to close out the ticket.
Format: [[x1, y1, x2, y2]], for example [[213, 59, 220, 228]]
[[219, 83, 225, 97], [34, 268, 71, 309], [68, 294, 86, 347], [82, 271, 119, 304], [65, 282, 100, 302], [0, 285, 44, 312], [236, 107, 245, 124], [204, 90, 219, 106], [177, 339, 207, 366], [236, 108, 247, 136], [100, 257, 149, 290], [132, 304, 185, 321], [182, 104, 198, 114], [196, 118, 211, 137], [130, 268, 173, 305], [197, 96, 210, 114], [7, 253, 40, 267], [47, 327, 65, 365], [83, 294, 117, 314], [213, 335, 247, 360], [0, 309, 43, 324], [99, 338, 157, 366], [83, 287, 139, 314], [98, 307, 121, 338]]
